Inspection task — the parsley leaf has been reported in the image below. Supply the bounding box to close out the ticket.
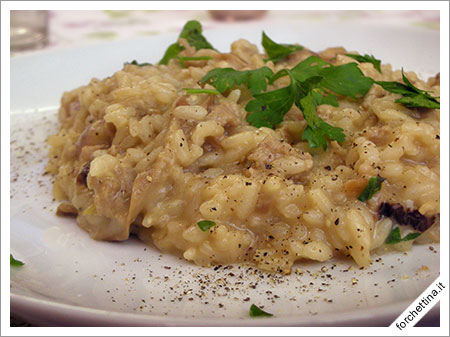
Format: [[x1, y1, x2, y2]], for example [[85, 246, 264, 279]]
[[284, 56, 374, 100], [159, 20, 215, 65], [197, 220, 217, 232], [159, 43, 185, 65], [299, 91, 345, 150], [311, 87, 339, 107], [10, 254, 24, 267], [262, 31, 304, 62], [375, 81, 412, 95], [179, 20, 215, 51], [249, 304, 273, 317], [125, 60, 152, 67], [318, 62, 374, 99], [201, 67, 274, 95], [376, 69, 440, 109], [283, 55, 329, 82], [346, 53, 382, 73], [183, 88, 220, 95], [358, 176, 386, 202], [395, 95, 440, 109], [385, 227, 421, 244], [246, 86, 295, 128]]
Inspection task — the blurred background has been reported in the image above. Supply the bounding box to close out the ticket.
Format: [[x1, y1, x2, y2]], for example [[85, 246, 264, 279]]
[[11, 10, 439, 54]]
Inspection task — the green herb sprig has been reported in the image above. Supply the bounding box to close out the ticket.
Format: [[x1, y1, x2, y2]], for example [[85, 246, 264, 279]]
[[183, 88, 220, 95], [201, 67, 274, 95], [10, 254, 24, 267], [376, 69, 440, 109], [245, 56, 373, 150], [159, 43, 185, 65], [358, 176, 386, 202], [197, 220, 217, 232], [249, 304, 273, 317], [160, 20, 215, 65], [385, 227, 421, 244], [262, 31, 304, 63]]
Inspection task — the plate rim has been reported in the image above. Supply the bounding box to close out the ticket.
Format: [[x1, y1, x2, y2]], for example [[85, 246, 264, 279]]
[[10, 291, 440, 327]]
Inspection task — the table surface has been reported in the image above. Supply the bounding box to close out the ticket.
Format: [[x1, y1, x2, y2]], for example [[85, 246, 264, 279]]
[[9, 9, 440, 328], [12, 10, 440, 57]]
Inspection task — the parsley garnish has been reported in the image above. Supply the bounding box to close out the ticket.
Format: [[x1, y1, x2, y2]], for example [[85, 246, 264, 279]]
[[160, 20, 215, 65], [346, 53, 382, 73], [385, 227, 421, 244], [178, 21, 215, 51], [249, 304, 273, 317], [299, 91, 346, 150], [246, 56, 373, 150], [183, 88, 220, 95], [262, 31, 304, 62], [10, 254, 24, 267], [190, 55, 374, 150], [358, 176, 386, 202], [201, 67, 274, 95], [376, 69, 440, 109], [197, 220, 217, 232], [124, 60, 152, 67], [246, 85, 296, 128], [159, 43, 185, 65], [318, 62, 374, 99], [178, 56, 212, 68]]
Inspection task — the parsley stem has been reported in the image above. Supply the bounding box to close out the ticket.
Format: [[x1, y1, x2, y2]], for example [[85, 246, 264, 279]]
[[183, 88, 220, 95]]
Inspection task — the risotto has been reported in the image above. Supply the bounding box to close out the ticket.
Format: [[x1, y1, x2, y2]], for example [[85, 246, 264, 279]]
[[47, 22, 440, 274]]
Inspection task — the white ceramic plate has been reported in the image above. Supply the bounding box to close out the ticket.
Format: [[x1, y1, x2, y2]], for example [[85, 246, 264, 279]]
[[10, 22, 440, 326]]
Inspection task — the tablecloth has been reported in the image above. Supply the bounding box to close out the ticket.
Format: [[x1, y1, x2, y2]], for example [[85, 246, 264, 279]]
[[12, 10, 440, 56]]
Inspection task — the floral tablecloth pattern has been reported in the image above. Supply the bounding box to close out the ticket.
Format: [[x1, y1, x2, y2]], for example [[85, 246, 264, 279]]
[[14, 10, 440, 56]]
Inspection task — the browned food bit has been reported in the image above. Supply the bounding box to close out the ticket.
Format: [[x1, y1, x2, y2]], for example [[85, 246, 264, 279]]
[[76, 161, 91, 186], [378, 202, 437, 232]]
